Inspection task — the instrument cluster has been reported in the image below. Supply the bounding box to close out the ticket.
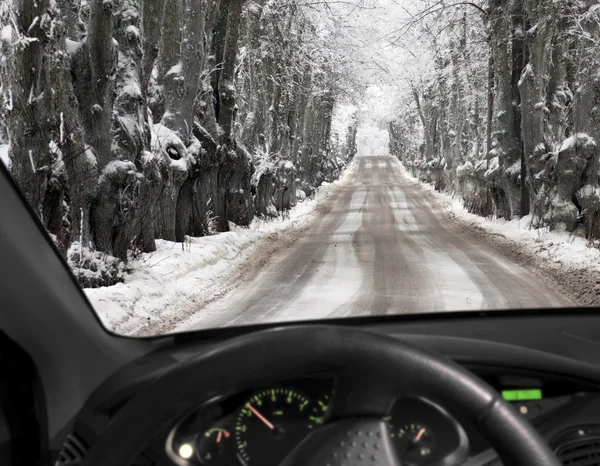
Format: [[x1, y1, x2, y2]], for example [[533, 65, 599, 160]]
[[166, 378, 468, 466]]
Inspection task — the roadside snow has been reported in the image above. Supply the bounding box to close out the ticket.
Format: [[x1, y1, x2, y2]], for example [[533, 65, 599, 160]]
[[85, 161, 357, 336], [399, 162, 600, 306], [0, 144, 10, 169]]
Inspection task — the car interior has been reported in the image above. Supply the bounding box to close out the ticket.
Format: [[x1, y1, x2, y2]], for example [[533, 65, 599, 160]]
[[3, 149, 600, 466]]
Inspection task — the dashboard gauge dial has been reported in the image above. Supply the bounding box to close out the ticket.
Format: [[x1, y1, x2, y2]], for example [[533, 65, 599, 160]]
[[196, 427, 232, 464], [235, 388, 312, 465], [392, 423, 435, 464], [309, 393, 330, 426], [387, 397, 469, 466]]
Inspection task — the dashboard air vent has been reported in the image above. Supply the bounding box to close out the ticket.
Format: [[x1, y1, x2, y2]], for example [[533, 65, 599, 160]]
[[55, 433, 88, 465], [553, 426, 600, 465]]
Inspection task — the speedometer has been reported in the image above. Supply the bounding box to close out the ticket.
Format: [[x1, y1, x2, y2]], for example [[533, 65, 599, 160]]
[[235, 388, 313, 465]]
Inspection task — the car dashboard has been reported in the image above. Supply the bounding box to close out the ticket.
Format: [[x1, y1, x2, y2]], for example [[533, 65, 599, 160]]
[[60, 312, 600, 466], [158, 371, 595, 466]]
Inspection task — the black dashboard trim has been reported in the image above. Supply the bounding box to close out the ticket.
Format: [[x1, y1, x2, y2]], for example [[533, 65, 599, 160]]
[[168, 308, 600, 344]]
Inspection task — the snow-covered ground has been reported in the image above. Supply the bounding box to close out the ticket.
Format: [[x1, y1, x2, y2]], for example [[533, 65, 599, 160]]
[[176, 156, 571, 334], [85, 162, 357, 336], [399, 163, 600, 306], [0, 144, 9, 169]]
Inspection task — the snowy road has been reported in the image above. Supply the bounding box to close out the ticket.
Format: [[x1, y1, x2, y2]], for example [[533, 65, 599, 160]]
[[179, 156, 571, 330]]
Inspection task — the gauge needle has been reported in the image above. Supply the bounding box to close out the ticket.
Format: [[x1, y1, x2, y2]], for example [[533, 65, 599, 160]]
[[217, 431, 222, 443], [415, 428, 426, 442], [246, 403, 275, 430]]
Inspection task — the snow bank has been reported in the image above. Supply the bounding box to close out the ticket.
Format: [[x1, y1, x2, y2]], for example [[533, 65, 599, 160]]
[[400, 162, 600, 306], [85, 161, 358, 336], [68, 242, 125, 288], [0, 144, 9, 169]]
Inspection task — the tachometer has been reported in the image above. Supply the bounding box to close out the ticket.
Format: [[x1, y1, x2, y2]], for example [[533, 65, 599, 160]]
[[235, 388, 312, 465], [308, 393, 330, 426]]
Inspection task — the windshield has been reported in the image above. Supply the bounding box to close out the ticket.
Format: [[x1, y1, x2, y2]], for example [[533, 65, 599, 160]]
[[1, 0, 592, 337]]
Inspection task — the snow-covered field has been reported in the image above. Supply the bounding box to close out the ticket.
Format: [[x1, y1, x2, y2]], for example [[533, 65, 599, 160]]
[[85, 163, 357, 336], [399, 163, 600, 307]]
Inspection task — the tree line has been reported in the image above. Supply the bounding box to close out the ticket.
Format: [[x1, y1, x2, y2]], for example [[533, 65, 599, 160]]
[[388, 0, 600, 238], [0, 0, 358, 285]]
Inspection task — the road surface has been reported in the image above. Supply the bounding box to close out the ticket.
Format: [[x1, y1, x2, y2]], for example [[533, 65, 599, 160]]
[[180, 156, 571, 330]]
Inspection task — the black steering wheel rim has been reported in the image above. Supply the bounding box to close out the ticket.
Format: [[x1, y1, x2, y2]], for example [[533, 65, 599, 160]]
[[80, 325, 560, 466]]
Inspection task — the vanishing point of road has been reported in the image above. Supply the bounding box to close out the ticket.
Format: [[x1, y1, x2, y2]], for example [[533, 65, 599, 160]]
[[180, 155, 571, 330]]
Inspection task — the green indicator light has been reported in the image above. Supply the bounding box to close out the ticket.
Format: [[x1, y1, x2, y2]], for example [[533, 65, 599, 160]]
[[501, 389, 542, 401]]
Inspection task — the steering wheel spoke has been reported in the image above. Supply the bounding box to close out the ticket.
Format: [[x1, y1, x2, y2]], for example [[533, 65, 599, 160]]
[[280, 418, 402, 466]]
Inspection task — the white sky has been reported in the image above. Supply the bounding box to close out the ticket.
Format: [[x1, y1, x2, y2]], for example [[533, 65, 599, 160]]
[[326, 0, 430, 156]]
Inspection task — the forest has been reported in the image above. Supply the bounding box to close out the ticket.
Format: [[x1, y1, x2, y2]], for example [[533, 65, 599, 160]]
[[388, 0, 600, 240], [3, 0, 600, 288], [0, 0, 359, 286]]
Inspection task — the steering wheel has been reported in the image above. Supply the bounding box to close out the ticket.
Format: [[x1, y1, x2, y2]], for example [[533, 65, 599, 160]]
[[80, 326, 561, 466]]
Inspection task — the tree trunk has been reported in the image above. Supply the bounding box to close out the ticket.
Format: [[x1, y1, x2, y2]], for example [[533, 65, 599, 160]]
[[141, 0, 166, 101], [8, 0, 99, 255], [110, 0, 161, 257], [87, 0, 117, 171], [291, 62, 312, 161], [158, 0, 181, 86], [511, 0, 528, 215], [141, 0, 167, 141], [486, 52, 494, 157], [218, 0, 243, 136], [519, 0, 558, 207], [8, 0, 51, 219], [489, 0, 521, 218], [553, 1, 600, 233], [162, 0, 206, 142], [545, 9, 572, 149]]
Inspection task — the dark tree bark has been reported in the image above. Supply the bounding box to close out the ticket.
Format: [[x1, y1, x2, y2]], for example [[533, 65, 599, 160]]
[[486, 52, 494, 157], [8, 0, 51, 219], [291, 62, 312, 161], [162, 0, 206, 142], [489, 0, 521, 218], [519, 0, 559, 210], [211, 0, 229, 125], [141, 0, 166, 101], [550, 1, 600, 233], [158, 0, 181, 86], [87, 0, 117, 171], [195, 0, 222, 137], [8, 0, 99, 255], [218, 0, 243, 136], [511, 0, 528, 216]]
